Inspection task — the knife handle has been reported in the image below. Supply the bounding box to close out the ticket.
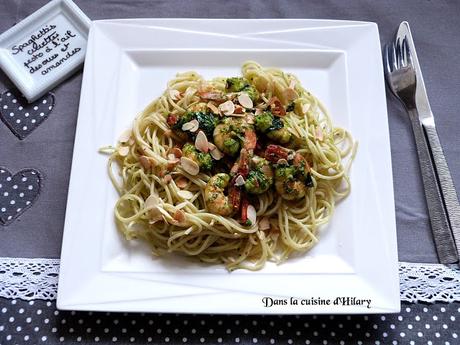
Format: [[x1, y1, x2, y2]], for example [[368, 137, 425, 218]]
[[408, 109, 458, 263], [423, 121, 460, 253]]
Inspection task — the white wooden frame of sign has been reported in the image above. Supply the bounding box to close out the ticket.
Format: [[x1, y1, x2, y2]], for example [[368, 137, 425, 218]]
[[0, 0, 91, 102]]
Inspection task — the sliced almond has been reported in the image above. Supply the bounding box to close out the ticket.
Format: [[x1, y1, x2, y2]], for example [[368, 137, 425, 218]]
[[118, 129, 132, 144], [177, 190, 194, 200], [315, 127, 324, 141], [144, 194, 159, 209], [168, 89, 181, 100], [163, 174, 172, 183], [284, 88, 298, 102], [259, 216, 271, 231], [247, 205, 257, 225], [118, 146, 129, 157], [277, 158, 288, 165], [218, 100, 235, 115], [208, 142, 216, 151], [209, 147, 224, 160], [180, 157, 200, 176], [238, 93, 253, 109], [234, 175, 245, 187], [195, 130, 209, 153], [245, 114, 255, 124], [176, 177, 189, 188], [301, 103, 311, 115], [139, 155, 151, 170], [149, 212, 163, 224], [254, 108, 263, 115], [167, 153, 177, 161], [207, 102, 220, 114], [226, 113, 246, 117], [182, 119, 199, 132]]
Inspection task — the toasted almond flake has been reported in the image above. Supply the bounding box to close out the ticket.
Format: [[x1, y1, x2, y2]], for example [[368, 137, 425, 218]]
[[177, 190, 194, 199], [238, 93, 253, 109], [245, 114, 255, 124], [254, 108, 263, 115], [218, 100, 235, 115], [208, 142, 216, 150], [139, 156, 151, 170], [118, 129, 132, 143], [180, 157, 200, 176], [195, 130, 209, 153], [163, 174, 172, 183], [172, 147, 182, 158], [145, 194, 159, 209], [182, 119, 199, 132], [247, 205, 257, 225], [168, 89, 181, 100], [316, 127, 324, 141], [234, 175, 245, 187], [277, 158, 288, 165], [210, 147, 224, 160], [301, 103, 311, 114], [284, 88, 298, 102], [168, 153, 177, 161], [176, 177, 189, 188], [173, 209, 186, 223], [259, 217, 271, 231], [118, 146, 129, 156], [207, 102, 220, 114]]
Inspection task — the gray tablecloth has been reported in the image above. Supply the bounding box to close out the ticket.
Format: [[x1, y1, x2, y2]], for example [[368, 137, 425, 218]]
[[1, 1, 460, 260]]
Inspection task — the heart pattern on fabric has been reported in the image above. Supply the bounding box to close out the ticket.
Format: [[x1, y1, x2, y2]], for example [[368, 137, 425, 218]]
[[0, 89, 55, 140], [0, 167, 42, 226]]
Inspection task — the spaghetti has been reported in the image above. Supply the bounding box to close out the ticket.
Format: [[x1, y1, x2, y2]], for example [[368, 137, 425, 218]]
[[104, 61, 356, 271]]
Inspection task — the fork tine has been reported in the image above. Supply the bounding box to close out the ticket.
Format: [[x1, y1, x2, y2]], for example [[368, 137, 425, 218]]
[[391, 41, 398, 71], [403, 36, 412, 68], [383, 44, 392, 73], [395, 37, 402, 68]]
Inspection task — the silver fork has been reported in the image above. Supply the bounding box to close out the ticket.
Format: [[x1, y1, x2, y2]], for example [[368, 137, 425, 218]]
[[384, 37, 458, 264]]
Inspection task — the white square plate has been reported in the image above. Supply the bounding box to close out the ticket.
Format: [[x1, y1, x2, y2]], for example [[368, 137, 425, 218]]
[[57, 19, 399, 314]]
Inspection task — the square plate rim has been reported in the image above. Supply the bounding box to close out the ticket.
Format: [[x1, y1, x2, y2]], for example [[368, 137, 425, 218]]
[[57, 18, 399, 314]]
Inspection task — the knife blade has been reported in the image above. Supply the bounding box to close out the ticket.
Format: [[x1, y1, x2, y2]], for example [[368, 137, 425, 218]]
[[396, 21, 460, 262]]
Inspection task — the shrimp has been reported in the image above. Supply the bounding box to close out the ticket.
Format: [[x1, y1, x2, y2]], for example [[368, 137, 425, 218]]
[[213, 117, 257, 156], [204, 173, 236, 216], [265, 144, 314, 200], [244, 156, 274, 195]]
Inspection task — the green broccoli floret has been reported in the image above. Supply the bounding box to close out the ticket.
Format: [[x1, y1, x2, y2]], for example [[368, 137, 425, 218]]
[[226, 78, 259, 101], [226, 77, 250, 92], [244, 169, 271, 195], [255, 112, 274, 133]]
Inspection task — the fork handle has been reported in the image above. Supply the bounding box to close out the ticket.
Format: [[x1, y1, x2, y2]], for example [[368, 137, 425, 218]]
[[408, 109, 458, 263], [423, 121, 460, 255]]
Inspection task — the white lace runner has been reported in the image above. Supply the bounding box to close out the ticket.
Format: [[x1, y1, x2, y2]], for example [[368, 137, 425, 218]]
[[1, 257, 459, 302], [0, 257, 60, 300]]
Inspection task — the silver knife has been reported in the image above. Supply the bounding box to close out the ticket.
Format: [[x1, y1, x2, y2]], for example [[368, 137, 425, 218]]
[[396, 21, 460, 261]]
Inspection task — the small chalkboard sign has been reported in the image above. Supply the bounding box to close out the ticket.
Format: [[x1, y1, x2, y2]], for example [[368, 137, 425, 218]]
[[0, 0, 91, 102]]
